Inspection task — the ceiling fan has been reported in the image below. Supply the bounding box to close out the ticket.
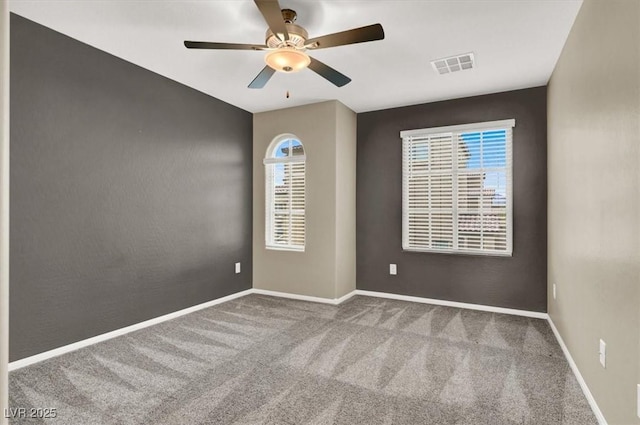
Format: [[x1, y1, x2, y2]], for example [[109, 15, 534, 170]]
[[184, 0, 385, 88]]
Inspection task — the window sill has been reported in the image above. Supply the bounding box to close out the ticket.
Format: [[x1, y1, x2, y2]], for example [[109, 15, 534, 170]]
[[266, 245, 305, 253], [402, 247, 513, 257]]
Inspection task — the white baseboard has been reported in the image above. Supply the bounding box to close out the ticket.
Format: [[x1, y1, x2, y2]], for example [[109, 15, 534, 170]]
[[251, 288, 356, 305], [8, 289, 253, 371], [353, 289, 549, 319], [250, 289, 549, 321], [547, 317, 607, 425], [253, 288, 548, 319]]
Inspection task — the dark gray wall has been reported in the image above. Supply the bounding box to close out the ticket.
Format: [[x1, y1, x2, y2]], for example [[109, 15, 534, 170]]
[[357, 87, 547, 312], [10, 14, 252, 361]]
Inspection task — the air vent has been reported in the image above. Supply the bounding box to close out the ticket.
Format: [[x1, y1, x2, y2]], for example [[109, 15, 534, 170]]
[[431, 53, 475, 75]]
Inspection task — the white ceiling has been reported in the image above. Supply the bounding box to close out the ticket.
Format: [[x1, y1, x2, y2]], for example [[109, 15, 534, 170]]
[[10, 0, 582, 113]]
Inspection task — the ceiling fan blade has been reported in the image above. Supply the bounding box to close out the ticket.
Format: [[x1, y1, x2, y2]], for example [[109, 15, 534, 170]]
[[254, 0, 289, 41], [184, 41, 268, 50], [248, 65, 276, 89], [305, 23, 384, 50], [308, 57, 351, 87]]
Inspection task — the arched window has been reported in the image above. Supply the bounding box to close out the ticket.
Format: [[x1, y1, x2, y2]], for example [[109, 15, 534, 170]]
[[264, 135, 306, 251]]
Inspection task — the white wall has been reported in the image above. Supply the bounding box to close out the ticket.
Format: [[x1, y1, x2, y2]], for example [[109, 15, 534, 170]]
[[547, 1, 640, 423], [0, 1, 10, 423]]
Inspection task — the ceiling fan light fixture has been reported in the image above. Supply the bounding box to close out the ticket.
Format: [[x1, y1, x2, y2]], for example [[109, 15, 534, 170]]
[[265, 48, 310, 73]]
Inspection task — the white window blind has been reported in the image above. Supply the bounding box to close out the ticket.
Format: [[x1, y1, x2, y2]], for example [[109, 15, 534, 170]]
[[401, 119, 514, 256], [264, 137, 305, 251]]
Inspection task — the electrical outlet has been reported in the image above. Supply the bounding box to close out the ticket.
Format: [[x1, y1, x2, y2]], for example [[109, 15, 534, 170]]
[[235, 262, 241, 274], [389, 264, 397, 275], [553, 283, 556, 300], [599, 339, 606, 368], [637, 384, 640, 418]]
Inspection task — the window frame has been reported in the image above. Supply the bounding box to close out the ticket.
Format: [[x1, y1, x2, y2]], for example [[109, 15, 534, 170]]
[[401, 119, 515, 257], [264, 134, 306, 252]]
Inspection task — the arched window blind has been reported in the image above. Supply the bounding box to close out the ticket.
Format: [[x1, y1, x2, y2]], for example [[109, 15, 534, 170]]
[[264, 136, 306, 251]]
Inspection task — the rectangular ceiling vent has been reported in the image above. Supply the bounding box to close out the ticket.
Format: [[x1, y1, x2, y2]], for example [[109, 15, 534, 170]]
[[431, 53, 475, 75]]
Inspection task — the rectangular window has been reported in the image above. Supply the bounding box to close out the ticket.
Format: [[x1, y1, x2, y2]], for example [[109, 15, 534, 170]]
[[401, 119, 514, 256]]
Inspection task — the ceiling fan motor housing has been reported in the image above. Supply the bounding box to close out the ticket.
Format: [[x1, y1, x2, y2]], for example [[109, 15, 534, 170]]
[[265, 9, 308, 49], [265, 24, 308, 48]]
